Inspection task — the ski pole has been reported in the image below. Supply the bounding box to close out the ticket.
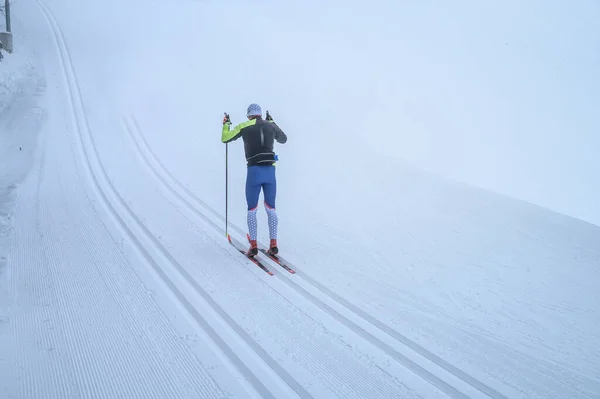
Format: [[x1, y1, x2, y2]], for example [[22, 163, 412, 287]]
[[225, 141, 229, 237], [223, 112, 231, 238]]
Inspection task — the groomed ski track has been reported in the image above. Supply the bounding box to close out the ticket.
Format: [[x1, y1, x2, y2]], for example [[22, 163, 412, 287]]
[[122, 114, 509, 399], [2, 0, 596, 398], [5, 1, 238, 397], [34, 0, 308, 397], [25, 0, 513, 397], [36, 0, 504, 398], [33, 0, 449, 398]]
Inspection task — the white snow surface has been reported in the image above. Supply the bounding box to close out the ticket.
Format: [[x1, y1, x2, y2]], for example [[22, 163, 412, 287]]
[[1, 0, 599, 398]]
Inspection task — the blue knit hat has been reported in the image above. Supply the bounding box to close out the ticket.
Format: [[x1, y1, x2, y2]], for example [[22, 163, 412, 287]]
[[247, 103, 262, 117]]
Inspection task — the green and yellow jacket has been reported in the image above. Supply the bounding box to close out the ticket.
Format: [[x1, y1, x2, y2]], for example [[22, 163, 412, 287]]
[[222, 117, 287, 166]]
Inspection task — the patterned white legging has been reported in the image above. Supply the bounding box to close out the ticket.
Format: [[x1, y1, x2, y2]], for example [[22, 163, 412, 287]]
[[247, 203, 278, 241]]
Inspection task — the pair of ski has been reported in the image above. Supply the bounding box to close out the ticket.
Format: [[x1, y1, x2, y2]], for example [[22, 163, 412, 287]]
[[227, 234, 295, 275]]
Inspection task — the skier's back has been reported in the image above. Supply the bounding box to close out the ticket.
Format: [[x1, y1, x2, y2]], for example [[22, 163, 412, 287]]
[[221, 103, 287, 256]]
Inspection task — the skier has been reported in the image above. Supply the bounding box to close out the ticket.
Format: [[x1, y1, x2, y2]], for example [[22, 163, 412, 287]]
[[221, 103, 288, 257]]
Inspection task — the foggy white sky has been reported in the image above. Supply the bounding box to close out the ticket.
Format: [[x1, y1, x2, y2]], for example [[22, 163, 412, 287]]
[[117, 0, 599, 226], [252, 0, 600, 226]]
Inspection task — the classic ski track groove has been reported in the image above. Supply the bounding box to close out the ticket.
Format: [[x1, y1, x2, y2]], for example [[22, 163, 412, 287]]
[[60, 131, 222, 398], [25, 6, 225, 399], [124, 121, 413, 398], [125, 114, 510, 399], [35, 1, 305, 398], [122, 117, 463, 399], [54, 113, 219, 399]]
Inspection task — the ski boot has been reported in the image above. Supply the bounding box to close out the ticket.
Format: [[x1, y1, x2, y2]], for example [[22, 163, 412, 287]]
[[267, 239, 279, 256], [246, 236, 258, 257]]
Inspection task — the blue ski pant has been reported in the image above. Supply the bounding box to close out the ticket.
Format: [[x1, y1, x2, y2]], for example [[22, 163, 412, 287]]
[[246, 165, 278, 240], [246, 165, 276, 210]]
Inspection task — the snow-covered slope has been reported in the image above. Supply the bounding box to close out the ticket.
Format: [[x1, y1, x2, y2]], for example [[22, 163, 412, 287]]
[[1, 0, 599, 398]]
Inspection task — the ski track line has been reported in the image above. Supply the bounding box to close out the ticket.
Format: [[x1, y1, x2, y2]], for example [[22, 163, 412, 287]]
[[288, 273, 507, 399], [122, 116, 467, 399], [126, 114, 511, 399], [122, 117, 458, 399], [33, 2, 226, 399], [124, 120, 415, 398], [34, 1, 307, 398], [55, 62, 224, 399], [60, 136, 219, 399]]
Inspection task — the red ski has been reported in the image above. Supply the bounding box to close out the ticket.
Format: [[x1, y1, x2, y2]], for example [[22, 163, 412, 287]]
[[227, 235, 273, 276], [259, 248, 296, 274]]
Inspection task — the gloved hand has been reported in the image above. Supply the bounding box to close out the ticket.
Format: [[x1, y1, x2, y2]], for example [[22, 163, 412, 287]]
[[266, 110, 273, 122], [223, 112, 231, 125]]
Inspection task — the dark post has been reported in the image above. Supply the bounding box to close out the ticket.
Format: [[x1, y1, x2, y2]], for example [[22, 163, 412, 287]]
[[5, 0, 10, 32]]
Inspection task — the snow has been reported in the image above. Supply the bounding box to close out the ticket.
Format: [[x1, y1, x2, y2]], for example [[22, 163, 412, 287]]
[[1, 0, 599, 398], [0, 29, 43, 280]]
